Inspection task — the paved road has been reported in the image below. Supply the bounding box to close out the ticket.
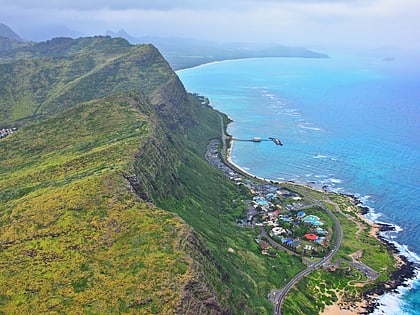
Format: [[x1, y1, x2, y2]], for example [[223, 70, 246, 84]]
[[328, 258, 380, 281], [273, 197, 343, 315], [214, 113, 344, 315]]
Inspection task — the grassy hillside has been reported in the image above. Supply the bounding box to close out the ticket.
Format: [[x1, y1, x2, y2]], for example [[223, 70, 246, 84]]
[[146, 101, 305, 313], [0, 37, 176, 125], [0, 93, 199, 314], [0, 36, 307, 314]]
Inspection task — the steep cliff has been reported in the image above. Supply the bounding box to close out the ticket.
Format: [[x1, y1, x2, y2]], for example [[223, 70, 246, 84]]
[[0, 37, 222, 314], [0, 36, 302, 314]]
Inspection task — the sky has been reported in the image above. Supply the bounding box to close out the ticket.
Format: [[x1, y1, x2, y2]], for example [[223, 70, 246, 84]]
[[1, 0, 419, 51]]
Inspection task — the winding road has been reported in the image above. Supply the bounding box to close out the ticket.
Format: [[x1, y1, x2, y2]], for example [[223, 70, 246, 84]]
[[273, 197, 342, 315], [214, 112, 344, 315]]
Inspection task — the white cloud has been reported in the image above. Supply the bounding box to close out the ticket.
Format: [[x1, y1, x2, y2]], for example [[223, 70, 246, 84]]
[[1, 0, 419, 50]]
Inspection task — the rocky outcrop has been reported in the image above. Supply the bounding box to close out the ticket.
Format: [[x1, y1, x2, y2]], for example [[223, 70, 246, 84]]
[[151, 76, 197, 131], [176, 229, 232, 315], [130, 128, 181, 202]]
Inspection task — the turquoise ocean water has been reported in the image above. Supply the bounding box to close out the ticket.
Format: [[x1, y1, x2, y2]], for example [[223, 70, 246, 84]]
[[178, 55, 420, 314]]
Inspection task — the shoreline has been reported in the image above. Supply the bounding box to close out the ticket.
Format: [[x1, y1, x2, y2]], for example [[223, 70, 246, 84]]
[[176, 54, 329, 72], [362, 223, 417, 313], [223, 134, 418, 314]]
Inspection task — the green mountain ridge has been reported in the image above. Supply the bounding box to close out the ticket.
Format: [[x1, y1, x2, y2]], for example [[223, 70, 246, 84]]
[[0, 36, 182, 126], [0, 36, 305, 314]]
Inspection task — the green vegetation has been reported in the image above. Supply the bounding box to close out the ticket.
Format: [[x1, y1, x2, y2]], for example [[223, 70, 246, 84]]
[[281, 189, 398, 314], [0, 94, 194, 314], [0, 36, 175, 125], [152, 102, 306, 313], [328, 195, 397, 281], [0, 35, 400, 314], [0, 35, 307, 314]]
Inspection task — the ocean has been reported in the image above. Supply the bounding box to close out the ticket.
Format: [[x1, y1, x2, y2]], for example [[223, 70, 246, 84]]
[[177, 54, 420, 314]]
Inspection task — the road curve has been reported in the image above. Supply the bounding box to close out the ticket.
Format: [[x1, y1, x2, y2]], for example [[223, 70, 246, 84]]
[[273, 197, 342, 315], [214, 112, 343, 315]]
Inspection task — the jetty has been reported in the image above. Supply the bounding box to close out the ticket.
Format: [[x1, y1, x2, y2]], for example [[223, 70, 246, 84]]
[[232, 136, 283, 146]]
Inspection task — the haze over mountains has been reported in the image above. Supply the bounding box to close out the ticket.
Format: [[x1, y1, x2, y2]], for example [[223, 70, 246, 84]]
[[0, 23, 22, 41], [0, 22, 328, 70], [106, 29, 328, 69]]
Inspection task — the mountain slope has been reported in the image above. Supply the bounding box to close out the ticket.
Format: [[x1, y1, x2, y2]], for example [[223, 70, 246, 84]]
[[0, 37, 183, 126], [0, 93, 199, 314], [0, 23, 22, 41], [0, 36, 305, 314]]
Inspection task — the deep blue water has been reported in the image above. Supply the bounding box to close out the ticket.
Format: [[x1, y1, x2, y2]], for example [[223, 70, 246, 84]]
[[178, 55, 420, 314]]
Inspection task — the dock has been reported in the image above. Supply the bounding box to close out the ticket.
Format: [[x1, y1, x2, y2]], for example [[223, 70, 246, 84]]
[[232, 136, 283, 146]]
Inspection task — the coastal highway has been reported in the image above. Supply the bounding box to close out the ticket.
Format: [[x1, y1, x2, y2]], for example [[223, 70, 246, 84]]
[[214, 112, 343, 315], [273, 197, 343, 315]]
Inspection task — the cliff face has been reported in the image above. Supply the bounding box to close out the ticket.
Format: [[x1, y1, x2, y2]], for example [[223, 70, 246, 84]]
[[128, 124, 181, 202], [0, 36, 295, 314], [0, 37, 226, 314], [176, 229, 232, 315]]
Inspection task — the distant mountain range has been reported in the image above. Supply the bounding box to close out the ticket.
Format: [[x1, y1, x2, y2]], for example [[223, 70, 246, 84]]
[[106, 29, 329, 70], [0, 23, 23, 41], [0, 22, 329, 70]]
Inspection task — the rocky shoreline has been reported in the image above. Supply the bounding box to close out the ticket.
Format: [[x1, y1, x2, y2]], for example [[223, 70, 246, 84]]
[[210, 113, 417, 314], [361, 222, 417, 314], [343, 194, 418, 314]]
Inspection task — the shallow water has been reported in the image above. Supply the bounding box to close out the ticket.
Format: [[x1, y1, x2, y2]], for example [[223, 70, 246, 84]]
[[178, 55, 420, 314]]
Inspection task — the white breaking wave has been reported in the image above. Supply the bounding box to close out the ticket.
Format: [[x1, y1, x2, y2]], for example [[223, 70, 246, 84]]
[[298, 123, 323, 131], [363, 207, 420, 315], [373, 269, 420, 315], [365, 208, 382, 221], [358, 194, 372, 204]]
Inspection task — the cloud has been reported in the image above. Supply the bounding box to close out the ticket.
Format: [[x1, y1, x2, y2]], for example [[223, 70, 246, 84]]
[[1, 0, 419, 50], [0, 0, 371, 11]]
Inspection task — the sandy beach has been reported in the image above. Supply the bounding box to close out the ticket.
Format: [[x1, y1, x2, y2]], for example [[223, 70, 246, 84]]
[[321, 304, 359, 315]]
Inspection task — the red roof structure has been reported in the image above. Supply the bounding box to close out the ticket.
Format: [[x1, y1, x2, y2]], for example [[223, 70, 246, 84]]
[[304, 234, 318, 241]]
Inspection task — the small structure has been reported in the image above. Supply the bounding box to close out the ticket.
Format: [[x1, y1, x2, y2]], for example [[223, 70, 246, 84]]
[[297, 211, 306, 218], [304, 245, 313, 251], [316, 228, 327, 235], [290, 240, 300, 248], [279, 215, 291, 222], [269, 137, 283, 146], [304, 233, 318, 241], [266, 193, 276, 200], [253, 196, 269, 206], [303, 215, 323, 226], [271, 227, 287, 236]]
